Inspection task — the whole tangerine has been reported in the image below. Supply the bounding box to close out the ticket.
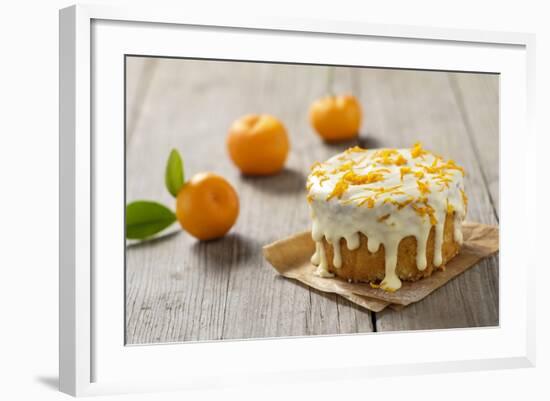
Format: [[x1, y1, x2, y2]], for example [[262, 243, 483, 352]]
[[227, 114, 290, 175], [176, 172, 239, 241], [309, 95, 362, 142]]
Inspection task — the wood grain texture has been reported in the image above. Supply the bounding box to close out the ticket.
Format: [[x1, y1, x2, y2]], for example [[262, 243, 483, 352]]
[[448, 73, 500, 216], [125, 57, 499, 344], [125, 57, 158, 143]]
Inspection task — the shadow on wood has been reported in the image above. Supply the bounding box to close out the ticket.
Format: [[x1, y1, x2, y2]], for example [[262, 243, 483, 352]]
[[189, 232, 261, 269], [356, 134, 383, 149], [240, 167, 306, 195], [319, 133, 383, 152]]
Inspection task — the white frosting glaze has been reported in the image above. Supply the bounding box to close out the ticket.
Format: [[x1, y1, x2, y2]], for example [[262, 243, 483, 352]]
[[306, 143, 467, 292]]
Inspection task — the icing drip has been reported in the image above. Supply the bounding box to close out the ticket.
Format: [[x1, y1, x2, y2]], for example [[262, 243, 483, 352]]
[[345, 232, 360, 250], [331, 239, 342, 268], [367, 236, 381, 253], [453, 210, 464, 245], [433, 220, 444, 267], [306, 143, 467, 291], [311, 242, 321, 265], [380, 239, 401, 291], [314, 241, 334, 278], [415, 223, 430, 271]]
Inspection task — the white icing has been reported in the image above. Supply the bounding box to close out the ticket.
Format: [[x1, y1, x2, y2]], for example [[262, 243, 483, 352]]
[[415, 223, 430, 271], [345, 232, 360, 250], [381, 238, 401, 291], [433, 220, 444, 267], [331, 239, 342, 268], [367, 236, 381, 253], [306, 144, 467, 291], [311, 242, 321, 265], [314, 239, 334, 278], [453, 208, 464, 245]]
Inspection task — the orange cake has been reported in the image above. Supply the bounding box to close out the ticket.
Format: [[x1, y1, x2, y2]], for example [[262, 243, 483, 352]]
[[306, 143, 468, 292]]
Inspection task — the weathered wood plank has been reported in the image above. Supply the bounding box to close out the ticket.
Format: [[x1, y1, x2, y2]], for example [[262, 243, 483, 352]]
[[448, 73, 500, 216], [125, 56, 157, 144], [125, 60, 374, 344], [354, 69, 499, 331]]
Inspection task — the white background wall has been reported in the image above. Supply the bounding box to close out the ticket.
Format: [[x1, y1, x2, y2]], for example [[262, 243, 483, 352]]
[[0, 0, 547, 400]]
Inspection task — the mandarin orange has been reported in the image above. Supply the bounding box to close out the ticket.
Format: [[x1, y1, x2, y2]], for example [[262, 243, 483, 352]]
[[176, 172, 239, 240], [227, 114, 290, 175], [309, 95, 362, 142]]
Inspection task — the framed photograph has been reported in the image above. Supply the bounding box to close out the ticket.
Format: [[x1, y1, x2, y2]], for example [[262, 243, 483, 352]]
[[59, 4, 535, 397]]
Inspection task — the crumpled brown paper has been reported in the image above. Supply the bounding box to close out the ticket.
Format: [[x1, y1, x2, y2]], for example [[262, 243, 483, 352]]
[[263, 222, 499, 312]]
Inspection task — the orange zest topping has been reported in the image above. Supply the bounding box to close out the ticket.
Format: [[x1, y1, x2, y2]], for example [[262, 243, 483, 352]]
[[370, 185, 404, 196], [310, 161, 322, 171], [359, 197, 376, 208], [330, 160, 356, 174], [373, 149, 408, 166], [400, 166, 412, 181], [342, 170, 387, 185], [395, 154, 407, 165], [436, 177, 452, 189], [346, 145, 365, 153], [326, 180, 349, 200], [383, 195, 415, 210], [460, 189, 468, 211], [411, 142, 428, 158], [419, 164, 440, 175], [311, 169, 326, 178], [416, 180, 431, 195], [444, 159, 465, 176], [412, 201, 438, 225], [374, 149, 398, 158]]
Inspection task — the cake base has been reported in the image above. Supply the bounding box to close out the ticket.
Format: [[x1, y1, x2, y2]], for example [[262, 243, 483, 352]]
[[322, 213, 461, 283]]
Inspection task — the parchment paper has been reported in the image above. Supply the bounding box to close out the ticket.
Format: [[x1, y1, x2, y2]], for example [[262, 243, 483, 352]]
[[263, 222, 499, 312]]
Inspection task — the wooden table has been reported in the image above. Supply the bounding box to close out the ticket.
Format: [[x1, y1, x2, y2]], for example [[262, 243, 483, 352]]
[[125, 57, 499, 344]]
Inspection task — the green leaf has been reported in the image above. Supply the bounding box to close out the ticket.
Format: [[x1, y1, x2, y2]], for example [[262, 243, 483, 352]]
[[126, 201, 177, 240], [165, 149, 184, 197]]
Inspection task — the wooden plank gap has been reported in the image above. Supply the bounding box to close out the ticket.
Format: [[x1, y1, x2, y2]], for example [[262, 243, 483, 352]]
[[371, 311, 378, 332], [219, 249, 235, 341]]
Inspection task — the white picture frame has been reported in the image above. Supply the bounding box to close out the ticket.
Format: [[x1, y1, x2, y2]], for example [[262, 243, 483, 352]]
[[59, 4, 536, 397]]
